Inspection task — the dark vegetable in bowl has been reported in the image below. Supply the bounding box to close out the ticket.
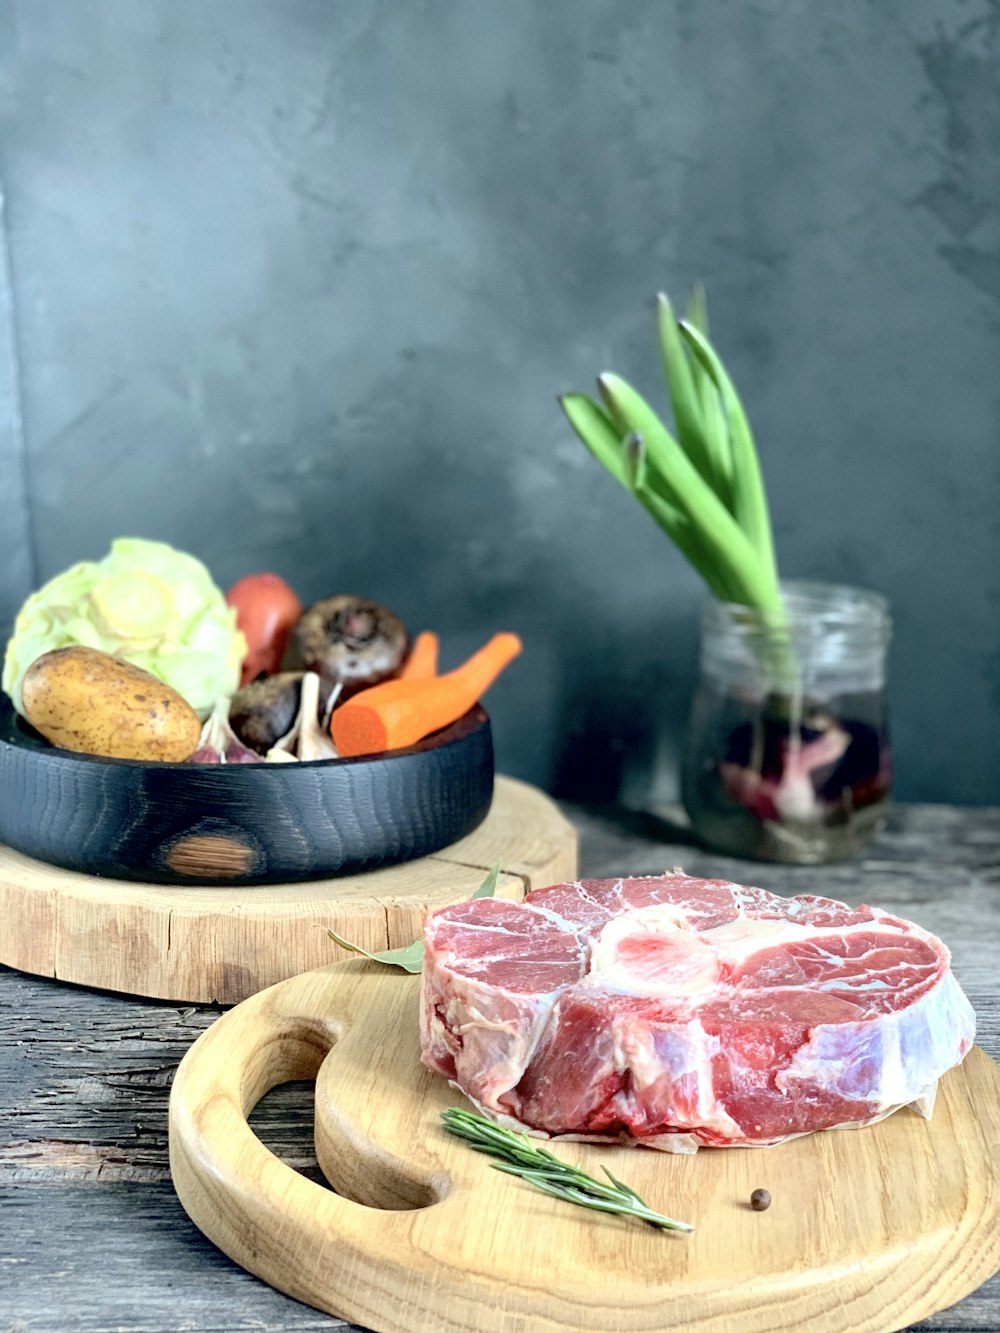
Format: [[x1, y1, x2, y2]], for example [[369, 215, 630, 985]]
[[229, 672, 304, 755], [290, 596, 408, 697]]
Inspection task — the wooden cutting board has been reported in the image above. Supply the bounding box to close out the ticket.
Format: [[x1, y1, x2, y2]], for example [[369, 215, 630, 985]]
[[0, 776, 576, 1003], [169, 960, 1000, 1333]]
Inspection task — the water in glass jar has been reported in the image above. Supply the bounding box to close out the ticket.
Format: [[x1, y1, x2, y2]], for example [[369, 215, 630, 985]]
[[682, 680, 891, 865]]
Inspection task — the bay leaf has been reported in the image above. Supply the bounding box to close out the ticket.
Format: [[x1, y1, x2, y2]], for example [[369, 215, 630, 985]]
[[326, 862, 500, 973]]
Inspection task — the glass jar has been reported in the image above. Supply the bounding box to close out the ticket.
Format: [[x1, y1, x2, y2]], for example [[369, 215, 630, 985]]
[[681, 581, 892, 864]]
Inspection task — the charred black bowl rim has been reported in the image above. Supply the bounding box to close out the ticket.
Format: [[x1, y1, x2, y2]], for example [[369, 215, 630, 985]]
[[0, 695, 494, 886]]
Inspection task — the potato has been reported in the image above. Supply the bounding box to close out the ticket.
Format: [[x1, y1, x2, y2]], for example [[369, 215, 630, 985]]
[[21, 646, 202, 762]]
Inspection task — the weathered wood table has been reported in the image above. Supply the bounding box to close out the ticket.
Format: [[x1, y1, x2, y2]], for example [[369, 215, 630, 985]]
[[2, 801, 998, 1333]]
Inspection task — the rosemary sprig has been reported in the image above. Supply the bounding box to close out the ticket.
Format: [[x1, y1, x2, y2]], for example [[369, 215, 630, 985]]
[[440, 1108, 693, 1234]]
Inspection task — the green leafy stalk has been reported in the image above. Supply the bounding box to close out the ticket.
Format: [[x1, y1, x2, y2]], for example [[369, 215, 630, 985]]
[[326, 864, 500, 973], [682, 283, 733, 508], [560, 395, 737, 599], [560, 392, 630, 489], [598, 373, 782, 614], [441, 1107, 693, 1234], [560, 286, 802, 704], [677, 319, 779, 590], [562, 289, 810, 801], [656, 292, 731, 508], [560, 287, 784, 621], [625, 433, 743, 604]]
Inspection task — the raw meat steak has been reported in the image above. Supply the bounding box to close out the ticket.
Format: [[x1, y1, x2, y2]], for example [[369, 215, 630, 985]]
[[420, 875, 975, 1150]]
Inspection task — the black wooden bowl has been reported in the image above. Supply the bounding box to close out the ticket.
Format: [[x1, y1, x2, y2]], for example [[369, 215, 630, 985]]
[[0, 696, 494, 885]]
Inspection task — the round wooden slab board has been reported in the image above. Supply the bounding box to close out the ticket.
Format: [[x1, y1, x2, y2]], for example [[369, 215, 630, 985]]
[[169, 960, 1000, 1333], [0, 776, 577, 1004]]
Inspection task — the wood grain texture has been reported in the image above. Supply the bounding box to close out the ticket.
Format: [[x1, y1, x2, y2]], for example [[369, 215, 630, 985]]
[[169, 962, 1000, 1333], [0, 697, 494, 885], [0, 775, 578, 1003], [2, 801, 998, 1333]]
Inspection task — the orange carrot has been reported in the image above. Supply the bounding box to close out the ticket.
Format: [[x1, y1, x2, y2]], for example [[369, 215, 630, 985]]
[[398, 630, 439, 681], [332, 632, 522, 757]]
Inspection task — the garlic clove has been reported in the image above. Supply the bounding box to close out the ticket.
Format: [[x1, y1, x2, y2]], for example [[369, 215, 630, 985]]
[[297, 673, 340, 761], [190, 697, 262, 764], [264, 747, 299, 763], [265, 709, 302, 763]]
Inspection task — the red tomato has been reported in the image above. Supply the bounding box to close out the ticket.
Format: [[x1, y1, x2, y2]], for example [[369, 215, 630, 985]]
[[226, 573, 303, 685]]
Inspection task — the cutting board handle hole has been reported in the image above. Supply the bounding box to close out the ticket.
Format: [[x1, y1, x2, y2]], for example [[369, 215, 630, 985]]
[[235, 1012, 445, 1211], [317, 1102, 448, 1212], [239, 1021, 335, 1109], [248, 1077, 335, 1194]]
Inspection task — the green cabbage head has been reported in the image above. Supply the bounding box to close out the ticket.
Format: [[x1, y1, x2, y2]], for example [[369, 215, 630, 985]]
[[3, 538, 246, 718]]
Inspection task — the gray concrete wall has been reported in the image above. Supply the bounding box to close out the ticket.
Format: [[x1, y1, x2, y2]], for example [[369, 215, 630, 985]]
[[1, 0, 997, 805]]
